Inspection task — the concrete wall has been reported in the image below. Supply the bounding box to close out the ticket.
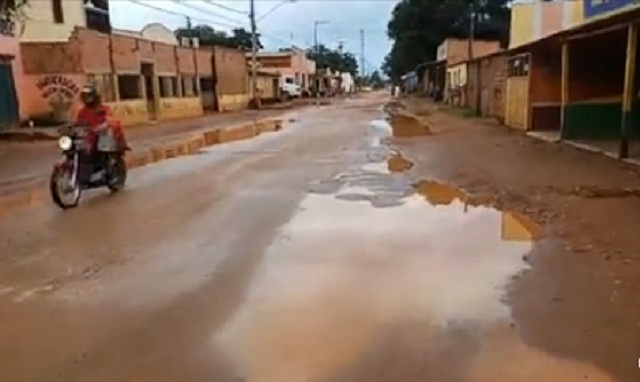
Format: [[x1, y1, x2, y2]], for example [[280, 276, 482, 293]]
[[214, 46, 249, 111], [447, 63, 467, 88], [443, 39, 501, 65], [19, 26, 214, 125], [20, 0, 87, 42], [467, 53, 507, 120]]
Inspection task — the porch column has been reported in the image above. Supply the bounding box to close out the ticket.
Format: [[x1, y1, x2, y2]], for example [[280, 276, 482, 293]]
[[620, 23, 638, 159], [560, 41, 569, 139]]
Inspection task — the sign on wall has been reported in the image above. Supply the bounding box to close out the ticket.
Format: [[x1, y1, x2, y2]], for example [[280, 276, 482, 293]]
[[36, 76, 81, 121], [584, 0, 636, 19]]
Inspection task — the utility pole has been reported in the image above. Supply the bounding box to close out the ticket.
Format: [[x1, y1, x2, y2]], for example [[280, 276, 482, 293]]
[[360, 29, 365, 83], [466, 1, 475, 110], [249, 0, 260, 109]]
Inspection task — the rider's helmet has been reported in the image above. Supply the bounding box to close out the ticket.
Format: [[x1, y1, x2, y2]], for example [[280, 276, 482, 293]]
[[80, 85, 100, 108]]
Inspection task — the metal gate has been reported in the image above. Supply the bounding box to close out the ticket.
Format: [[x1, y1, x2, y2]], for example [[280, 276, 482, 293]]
[[0, 59, 19, 129]]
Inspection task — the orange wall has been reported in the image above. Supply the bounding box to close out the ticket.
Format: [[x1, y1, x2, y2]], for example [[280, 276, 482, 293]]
[[0, 34, 28, 120], [21, 73, 86, 122], [530, 44, 562, 104]]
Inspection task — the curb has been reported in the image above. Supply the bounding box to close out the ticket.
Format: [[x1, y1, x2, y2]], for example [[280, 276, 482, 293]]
[[0, 118, 283, 218]]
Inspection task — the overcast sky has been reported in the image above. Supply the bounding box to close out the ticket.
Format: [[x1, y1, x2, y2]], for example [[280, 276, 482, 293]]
[[109, 0, 400, 74]]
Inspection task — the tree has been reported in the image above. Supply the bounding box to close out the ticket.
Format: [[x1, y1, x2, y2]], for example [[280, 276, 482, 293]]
[[175, 21, 262, 51], [0, 0, 28, 36], [368, 70, 384, 89], [307, 44, 358, 76], [384, 0, 510, 80], [229, 28, 263, 51]]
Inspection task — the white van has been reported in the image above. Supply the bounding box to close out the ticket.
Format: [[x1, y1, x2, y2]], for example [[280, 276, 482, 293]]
[[280, 75, 301, 98]]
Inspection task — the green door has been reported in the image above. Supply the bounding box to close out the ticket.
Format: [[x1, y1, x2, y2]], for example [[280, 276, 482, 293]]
[[0, 60, 19, 129]]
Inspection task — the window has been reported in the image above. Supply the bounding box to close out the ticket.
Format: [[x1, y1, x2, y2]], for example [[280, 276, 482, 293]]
[[508, 54, 530, 78], [285, 77, 294, 84], [52, 0, 64, 24], [87, 74, 115, 102], [181, 76, 198, 97], [160, 76, 178, 98], [117, 75, 141, 100]]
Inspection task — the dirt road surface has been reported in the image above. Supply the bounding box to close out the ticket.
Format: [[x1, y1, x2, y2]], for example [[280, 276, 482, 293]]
[[0, 93, 636, 381]]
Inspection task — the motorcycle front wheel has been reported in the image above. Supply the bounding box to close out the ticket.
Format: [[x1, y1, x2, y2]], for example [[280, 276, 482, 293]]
[[50, 165, 82, 209]]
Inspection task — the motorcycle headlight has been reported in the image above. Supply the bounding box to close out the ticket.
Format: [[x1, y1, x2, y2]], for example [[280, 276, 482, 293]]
[[58, 136, 73, 151]]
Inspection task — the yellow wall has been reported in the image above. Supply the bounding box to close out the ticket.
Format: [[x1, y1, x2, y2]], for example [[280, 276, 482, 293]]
[[218, 94, 249, 112], [447, 63, 467, 88], [505, 77, 529, 130], [107, 100, 148, 127], [510, 4, 537, 49], [158, 97, 203, 121], [509, 1, 584, 49], [20, 0, 86, 41]]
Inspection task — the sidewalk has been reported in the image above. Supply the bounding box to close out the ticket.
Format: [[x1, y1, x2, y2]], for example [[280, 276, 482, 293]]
[[0, 108, 295, 199]]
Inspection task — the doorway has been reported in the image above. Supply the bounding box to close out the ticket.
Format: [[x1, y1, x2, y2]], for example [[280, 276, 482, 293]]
[[141, 62, 157, 121], [0, 57, 19, 129]]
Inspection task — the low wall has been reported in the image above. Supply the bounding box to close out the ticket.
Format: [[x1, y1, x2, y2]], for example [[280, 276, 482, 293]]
[[563, 98, 632, 139], [107, 99, 148, 127], [158, 97, 203, 121], [530, 104, 561, 132], [218, 94, 249, 112]]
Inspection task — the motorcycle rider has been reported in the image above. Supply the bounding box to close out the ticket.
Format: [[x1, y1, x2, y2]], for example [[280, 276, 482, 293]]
[[75, 85, 129, 183]]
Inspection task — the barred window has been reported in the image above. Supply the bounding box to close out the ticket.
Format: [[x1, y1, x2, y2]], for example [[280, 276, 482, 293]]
[[508, 54, 530, 77]]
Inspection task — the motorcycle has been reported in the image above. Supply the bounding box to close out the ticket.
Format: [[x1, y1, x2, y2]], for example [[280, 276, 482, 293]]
[[50, 122, 127, 209]]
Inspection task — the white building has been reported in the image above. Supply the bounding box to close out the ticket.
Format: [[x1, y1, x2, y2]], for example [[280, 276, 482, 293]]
[[340, 72, 355, 93]]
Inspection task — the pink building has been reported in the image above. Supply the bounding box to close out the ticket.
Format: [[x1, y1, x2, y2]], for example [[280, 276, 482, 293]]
[[0, 23, 27, 127], [250, 47, 315, 91]]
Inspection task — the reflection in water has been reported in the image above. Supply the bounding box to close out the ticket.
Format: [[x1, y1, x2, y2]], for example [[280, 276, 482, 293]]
[[213, 117, 610, 382], [216, 187, 544, 381], [387, 152, 414, 173], [388, 113, 431, 138], [414, 179, 468, 206], [501, 211, 542, 242]]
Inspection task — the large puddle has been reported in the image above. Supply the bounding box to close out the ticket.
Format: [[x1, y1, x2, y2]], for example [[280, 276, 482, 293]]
[[214, 117, 612, 381]]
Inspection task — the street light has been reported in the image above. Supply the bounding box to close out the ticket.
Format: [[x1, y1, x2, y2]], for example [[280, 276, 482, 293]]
[[249, 0, 297, 109], [314, 20, 330, 57], [257, 0, 297, 23]]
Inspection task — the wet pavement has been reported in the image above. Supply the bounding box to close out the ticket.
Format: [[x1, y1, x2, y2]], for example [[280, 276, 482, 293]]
[[0, 93, 622, 381]]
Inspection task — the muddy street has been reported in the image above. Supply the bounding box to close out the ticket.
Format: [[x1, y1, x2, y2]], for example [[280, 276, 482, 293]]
[[0, 93, 634, 381]]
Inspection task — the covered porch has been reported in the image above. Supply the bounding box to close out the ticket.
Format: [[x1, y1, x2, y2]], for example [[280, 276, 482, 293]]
[[559, 11, 640, 159]]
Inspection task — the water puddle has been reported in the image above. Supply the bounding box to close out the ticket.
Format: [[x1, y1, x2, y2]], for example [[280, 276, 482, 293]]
[[387, 113, 431, 137], [213, 117, 610, 381]]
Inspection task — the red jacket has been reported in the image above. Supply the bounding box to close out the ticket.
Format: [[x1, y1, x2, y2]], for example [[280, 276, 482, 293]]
[[75, 105, 111, 129], [75, 105, 126, 147]]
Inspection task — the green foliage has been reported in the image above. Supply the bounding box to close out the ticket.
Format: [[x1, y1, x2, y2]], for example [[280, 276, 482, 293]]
[[383, 0, 510, 80], [0, 0, 28, 34], [175, 21, 263, 51], [307, 44, 358, 76], [361, 70, 385, 89]]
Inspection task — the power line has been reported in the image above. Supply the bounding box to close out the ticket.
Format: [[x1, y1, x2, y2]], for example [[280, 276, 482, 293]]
[[172, 1, 248, 26], [127, 0, 239, 30], [126, 0, 304, 47], [200, 0, 248, 16]]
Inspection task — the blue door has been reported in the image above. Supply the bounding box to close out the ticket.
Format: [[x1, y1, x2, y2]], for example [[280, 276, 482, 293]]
[[0, 59, 19, 129]]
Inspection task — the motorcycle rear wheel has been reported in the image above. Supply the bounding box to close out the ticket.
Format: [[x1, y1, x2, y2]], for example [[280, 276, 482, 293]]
[[107, 155, 127, 193]]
